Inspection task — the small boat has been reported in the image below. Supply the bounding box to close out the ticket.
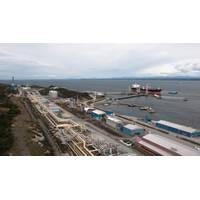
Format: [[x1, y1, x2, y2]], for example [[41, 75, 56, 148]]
[[140, 106, 148, 110], [147, 107, 155, 113], [154, 94, 161, 99], [128, 104, 136, 107], [183, 98, 188, 102], [168, 91, 178, 95]]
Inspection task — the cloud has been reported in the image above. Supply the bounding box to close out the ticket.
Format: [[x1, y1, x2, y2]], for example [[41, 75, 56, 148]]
[[174, 59, 200, 73], [0, 44, 200, 79], [140, 59, 200, 77]]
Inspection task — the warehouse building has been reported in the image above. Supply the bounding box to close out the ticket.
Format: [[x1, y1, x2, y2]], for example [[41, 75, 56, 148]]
[[106, 116, 123, 130], [156, 120, 200, 137], [121, 124, 144, 136], [135, 133, 200, 156], [91, 109, 106, 120]]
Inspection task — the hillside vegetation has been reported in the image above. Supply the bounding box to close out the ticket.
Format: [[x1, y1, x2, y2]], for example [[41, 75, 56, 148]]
[[0, 84, 20, 155], [39, 86, 92, 100]]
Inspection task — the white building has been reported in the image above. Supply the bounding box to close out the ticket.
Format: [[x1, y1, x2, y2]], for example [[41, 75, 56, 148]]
[[122, 124, 144, 136], [106, 116, 123, 129]]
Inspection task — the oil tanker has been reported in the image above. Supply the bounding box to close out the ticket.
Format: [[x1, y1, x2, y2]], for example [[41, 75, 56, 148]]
[[130, 82, 162, 95]]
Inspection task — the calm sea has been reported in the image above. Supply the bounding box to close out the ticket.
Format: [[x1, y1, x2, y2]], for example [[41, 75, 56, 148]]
[[1, 79, 200, 129]]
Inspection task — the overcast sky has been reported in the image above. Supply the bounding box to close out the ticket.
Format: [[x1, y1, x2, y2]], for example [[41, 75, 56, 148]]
[[0, 43, 200, 79]]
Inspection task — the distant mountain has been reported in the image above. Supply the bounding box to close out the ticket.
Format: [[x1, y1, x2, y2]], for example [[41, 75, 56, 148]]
[[1, 76, 200, 82], [88, 76, 200, 80]]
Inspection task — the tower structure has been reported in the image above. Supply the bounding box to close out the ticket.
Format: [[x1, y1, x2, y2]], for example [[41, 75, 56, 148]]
[[11, 76, 17, 91]]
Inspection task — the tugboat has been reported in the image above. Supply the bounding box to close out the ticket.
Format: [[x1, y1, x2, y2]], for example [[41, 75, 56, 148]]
[[130, 82, 162, 95], [139, 106, 155, 113]]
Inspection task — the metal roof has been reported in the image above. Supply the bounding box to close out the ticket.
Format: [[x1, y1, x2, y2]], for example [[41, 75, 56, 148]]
[[107, 116, 122, 123], [124, 124, 143, 130], [157, 120, 198, 134], [142, 134, 200, 156], [139, 140, 173, 156], [92, 109, 106, 115]]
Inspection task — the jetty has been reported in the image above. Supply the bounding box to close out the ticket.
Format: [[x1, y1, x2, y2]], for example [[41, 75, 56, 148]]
[[113, 94, 147, 100]]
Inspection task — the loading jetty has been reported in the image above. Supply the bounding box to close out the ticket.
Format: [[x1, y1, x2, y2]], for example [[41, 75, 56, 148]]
[[113, 94, 147, 100]]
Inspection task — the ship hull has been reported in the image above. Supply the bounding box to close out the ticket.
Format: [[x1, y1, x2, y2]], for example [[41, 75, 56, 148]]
[[131, 88, 162, 95]]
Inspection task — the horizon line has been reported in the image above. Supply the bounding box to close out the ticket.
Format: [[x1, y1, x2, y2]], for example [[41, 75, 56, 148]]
[[1, 76, 200, 81]]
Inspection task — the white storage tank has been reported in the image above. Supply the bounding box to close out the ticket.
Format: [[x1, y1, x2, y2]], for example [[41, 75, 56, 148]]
[[49, 90, 58, 98]]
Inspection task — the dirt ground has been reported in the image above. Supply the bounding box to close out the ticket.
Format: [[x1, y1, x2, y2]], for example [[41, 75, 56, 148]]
[[9, 96, 52, 156], [9, 97, 32, 155]]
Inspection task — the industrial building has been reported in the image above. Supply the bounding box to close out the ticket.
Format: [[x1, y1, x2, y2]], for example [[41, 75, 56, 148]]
[[106, 116, 123, 130], [156, 120, 200, 137], [91, 109, 106, 120], [135, 133, 200, 156], [49, 90, 58, 98], [121, 124, 144, 136]]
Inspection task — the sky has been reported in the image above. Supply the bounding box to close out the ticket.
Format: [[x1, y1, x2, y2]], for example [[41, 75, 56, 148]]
[[0, 43, 200, 79]]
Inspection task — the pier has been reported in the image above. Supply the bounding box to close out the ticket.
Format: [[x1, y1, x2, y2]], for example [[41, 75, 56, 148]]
[[104, 91, 128, 95], [113, 94, 147, 100]]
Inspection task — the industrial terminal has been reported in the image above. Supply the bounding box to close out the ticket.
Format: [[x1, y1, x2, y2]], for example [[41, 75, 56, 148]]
[[5, 77, 200, 156]]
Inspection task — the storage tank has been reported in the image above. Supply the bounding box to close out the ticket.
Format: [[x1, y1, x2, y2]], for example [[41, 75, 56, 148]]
[[49, 90, 58, 98], [121, 124, 144, 136]]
